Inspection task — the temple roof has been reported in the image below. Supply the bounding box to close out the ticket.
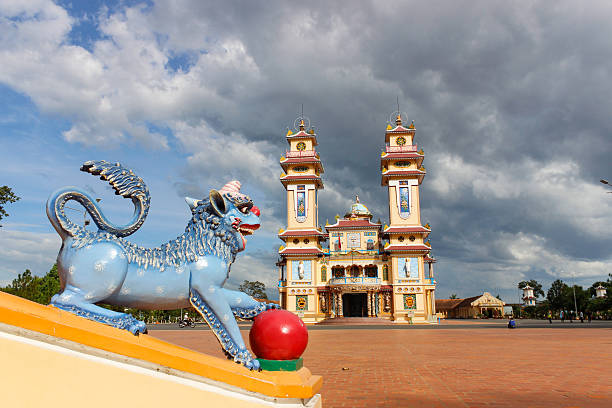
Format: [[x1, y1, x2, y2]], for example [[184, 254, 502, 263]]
[[278, 247, 325, 256], [280, 174, 324, 189], [278, 229, 327, 239], [343, 196, 373, 219], [325, 219, 382, 230]]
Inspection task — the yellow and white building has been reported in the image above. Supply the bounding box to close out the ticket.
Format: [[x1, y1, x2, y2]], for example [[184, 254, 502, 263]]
[[277, 115, 437, 324]]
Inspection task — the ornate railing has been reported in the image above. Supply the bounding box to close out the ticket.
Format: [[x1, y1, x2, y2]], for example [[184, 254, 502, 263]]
[[323, 249, 381, 256], [329, 277, 380, 286], [385, 144, 417, 153], [286, 149, 317, 158]]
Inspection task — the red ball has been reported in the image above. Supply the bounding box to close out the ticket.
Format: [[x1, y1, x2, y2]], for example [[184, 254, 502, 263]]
[[249, 309, 308, 360]]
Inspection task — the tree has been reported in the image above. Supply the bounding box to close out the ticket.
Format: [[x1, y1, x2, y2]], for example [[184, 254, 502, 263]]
[[238, 280, 268, 300], [547, 279, 568, 311], [449, 293, 458, 299], [0, 185, 20, 227], [0, 264, 61, 305], [518, 280, 545, 298]]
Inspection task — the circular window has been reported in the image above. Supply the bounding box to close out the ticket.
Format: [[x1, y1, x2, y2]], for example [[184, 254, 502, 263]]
[[296, 142, 306, 151], [304, 238, 310, 244], [398, 236, 405, 242], [396, 136, 406, 146], [409, 235, 416, 242], [293, 238, 299, 244]]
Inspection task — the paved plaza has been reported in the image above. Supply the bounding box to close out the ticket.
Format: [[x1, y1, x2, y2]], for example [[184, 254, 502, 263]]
[[149, 321, 612, 407]]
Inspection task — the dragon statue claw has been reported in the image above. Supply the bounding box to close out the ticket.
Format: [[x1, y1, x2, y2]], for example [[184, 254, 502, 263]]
[[46, 161, 267, 370]]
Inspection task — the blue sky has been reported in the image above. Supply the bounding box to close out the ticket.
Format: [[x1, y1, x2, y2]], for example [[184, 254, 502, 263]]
[[1, 1, 611, 302]]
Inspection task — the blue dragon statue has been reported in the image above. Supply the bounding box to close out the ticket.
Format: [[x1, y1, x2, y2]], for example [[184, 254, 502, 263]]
[[47, 160, 276, 370]]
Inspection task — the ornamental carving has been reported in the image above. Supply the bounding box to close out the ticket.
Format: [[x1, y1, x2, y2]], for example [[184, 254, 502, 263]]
[[383, 292, 391, 312], [320, 294, 327, 312]]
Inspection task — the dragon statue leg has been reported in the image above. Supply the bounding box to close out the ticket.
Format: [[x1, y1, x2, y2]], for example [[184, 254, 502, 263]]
[[51, 285, 147, 335], [221, 288, 279, 319], [189, 288, 260, 370]]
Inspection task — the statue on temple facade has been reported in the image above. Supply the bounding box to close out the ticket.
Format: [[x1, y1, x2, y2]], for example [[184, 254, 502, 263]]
[[46, 160, 276, 370]]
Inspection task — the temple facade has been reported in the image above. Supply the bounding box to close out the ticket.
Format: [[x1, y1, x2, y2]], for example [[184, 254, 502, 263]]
[[277, 115, 437, 324]]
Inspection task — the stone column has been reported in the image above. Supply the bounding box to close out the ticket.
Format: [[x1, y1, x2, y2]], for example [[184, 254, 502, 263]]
[[372, 292, 377, 316], [338, 292, 344, 317], [367, 292, 372, 317]]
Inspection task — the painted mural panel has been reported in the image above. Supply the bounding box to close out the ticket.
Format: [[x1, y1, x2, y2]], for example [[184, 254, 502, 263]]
[[296, 190, 306, 222], [291, 260, 312, 280], [399, 182, 410, 218], [398, 257, 419, 279], [296, 295, 308, 311], [403, 294, 417, 309]]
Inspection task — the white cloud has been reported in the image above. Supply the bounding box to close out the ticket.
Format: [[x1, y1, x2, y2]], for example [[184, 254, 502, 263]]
[[0, 229, 60, 285], [429, 152, 612, 237]]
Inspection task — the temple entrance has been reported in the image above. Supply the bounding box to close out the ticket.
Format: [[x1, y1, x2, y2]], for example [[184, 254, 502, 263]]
[[342, 293, 367, 317]]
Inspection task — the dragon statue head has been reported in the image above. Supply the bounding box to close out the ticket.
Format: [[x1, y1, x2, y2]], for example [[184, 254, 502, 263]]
[[185, 180, 260, 254]]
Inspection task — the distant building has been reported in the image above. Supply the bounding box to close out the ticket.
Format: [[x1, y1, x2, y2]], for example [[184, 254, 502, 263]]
[[436, 292, 505, 318], [521, 285, 536, 306], [595, 285, 607, 298]]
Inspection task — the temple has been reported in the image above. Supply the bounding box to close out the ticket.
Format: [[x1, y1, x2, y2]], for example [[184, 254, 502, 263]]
[[277, 114, 437, 324]]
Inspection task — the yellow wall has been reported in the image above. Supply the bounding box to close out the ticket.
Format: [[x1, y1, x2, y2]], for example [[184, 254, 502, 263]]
[[290, 139, 314, 151], [0, 292, 323, 400], [0, 330, 323, 408], [387, 161, 418, 171], [388, 133, 415, 147]]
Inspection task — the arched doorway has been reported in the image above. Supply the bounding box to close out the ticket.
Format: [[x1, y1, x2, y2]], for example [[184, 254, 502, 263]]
[[342, 293, 367, 317]]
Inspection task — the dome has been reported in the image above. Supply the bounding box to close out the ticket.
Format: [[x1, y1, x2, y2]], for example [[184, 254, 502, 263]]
[[344, 195, 372, 219]]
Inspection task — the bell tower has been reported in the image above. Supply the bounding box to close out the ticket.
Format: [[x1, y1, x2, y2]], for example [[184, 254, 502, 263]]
[[380, 113, 436, 323], [278, 117, 326, 321]]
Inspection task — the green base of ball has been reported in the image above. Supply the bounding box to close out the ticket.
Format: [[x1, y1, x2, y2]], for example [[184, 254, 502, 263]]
[[256, 357, 303, 371]]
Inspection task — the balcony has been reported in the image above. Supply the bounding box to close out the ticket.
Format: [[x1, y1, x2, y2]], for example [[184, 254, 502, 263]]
[[329, 277, 381, 286], [286, 149, 317, 158], [385, 144, 417, 153]]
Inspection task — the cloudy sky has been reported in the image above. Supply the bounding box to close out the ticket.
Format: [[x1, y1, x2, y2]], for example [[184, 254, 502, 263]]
[[1, 0, 611, 302]]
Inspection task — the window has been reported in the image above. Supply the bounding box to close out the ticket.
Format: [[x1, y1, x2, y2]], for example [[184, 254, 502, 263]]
[[383, 265, 389, 281], [321, 266, 327, 282]]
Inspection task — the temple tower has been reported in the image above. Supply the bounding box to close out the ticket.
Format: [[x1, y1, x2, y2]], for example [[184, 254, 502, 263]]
[[278, 118, 326, 322], [380, 114, 437, 323]]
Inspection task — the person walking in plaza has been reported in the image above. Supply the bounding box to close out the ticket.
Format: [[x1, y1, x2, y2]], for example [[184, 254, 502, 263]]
[[568, 310, 573, 323], [560, 310, 564, 322], [547, 310, 552, 324], [588, 312, 592, 323], [579, 311, 584, 323]]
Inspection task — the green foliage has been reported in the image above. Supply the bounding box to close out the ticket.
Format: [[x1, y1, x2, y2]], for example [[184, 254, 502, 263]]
[[547, 279, 567, 311], [449, 293, 458, 299], [238, 280, 268, 300], [0, 185, 20, 227], [1, 264, 60, 305], [518, 280, 545, 298]]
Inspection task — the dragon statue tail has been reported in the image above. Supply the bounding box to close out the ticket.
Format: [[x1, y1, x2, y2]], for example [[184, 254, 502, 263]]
[[46, 160, 151, 239]]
